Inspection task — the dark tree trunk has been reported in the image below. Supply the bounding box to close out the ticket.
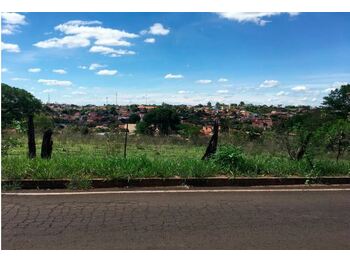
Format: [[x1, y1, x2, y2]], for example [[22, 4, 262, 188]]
[[336, 131, 345, 162], [295, 132, 312, 161], [202, 120, 219, 160], [27, 115, 36, 159], [41, 129, 53, 159]]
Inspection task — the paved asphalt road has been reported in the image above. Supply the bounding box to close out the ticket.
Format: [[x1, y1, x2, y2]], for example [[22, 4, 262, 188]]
[[2, 187, 350, 249]]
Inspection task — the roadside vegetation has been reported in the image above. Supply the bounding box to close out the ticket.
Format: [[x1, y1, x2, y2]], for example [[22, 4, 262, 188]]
[[1, 83, 350, 181]]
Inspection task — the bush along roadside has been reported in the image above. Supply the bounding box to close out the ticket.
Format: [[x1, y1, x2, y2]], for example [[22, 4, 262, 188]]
[[212, 144, 350, 178]]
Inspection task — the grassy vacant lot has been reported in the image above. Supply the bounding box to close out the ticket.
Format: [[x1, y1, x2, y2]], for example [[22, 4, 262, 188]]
[[2, 131, 349, 181]]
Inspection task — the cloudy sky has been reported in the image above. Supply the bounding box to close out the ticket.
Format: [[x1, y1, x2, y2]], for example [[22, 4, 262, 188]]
[[1, 12, 350, 106]]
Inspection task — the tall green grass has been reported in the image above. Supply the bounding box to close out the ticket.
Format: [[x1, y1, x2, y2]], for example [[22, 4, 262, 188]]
[[2, 133, 349, 180], [2, 150, 348, 180], [213, 145, 350, 177], [2, 154, 221, 180]]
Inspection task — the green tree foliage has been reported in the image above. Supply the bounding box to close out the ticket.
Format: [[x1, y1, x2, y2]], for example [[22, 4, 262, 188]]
[[129, 104, 139, 113], [1, 83, 42, 128], [136, 121, 153, 135], [178, 123, 201, 138], [137, 106, 180, 135], [322, 84, 350, 118], [34, 113, 54, 133], [219, 118, 231, 133], [275, 110, 324, 161], [315, 119, 350, 161], [129, 113, 141, 124]]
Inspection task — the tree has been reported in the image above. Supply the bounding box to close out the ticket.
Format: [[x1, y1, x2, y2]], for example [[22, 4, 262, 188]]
[[315, 119, 350, 162], [129, 113, 141, 124], [140, 106, 180, 135], [2, 83, 42, 128], [34, 113, 54, 133], [129, 104, 139, 113], [219, 118, 230, 133], [136, 121, 153, 135], [178, 123, 201, 139], [275, 110, 324, 162], [2, 83, 42, 158], [322, 84, 350, 118], [207, 101, 212, 109]]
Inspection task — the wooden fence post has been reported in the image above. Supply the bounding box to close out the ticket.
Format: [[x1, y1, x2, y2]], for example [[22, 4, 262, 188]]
[[41, 129, 53, 159], [202, 119, 219, 160], [124, 122, 129, 158], [27, 115, 36, 159]]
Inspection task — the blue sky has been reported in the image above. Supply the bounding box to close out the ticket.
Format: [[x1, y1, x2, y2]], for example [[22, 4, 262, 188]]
[[1, 12, 350, 106]]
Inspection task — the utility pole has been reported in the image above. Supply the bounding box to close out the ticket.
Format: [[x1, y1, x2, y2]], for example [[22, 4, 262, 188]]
[[47, 94, 50, 104], [115, 91, 118, 107], [106, 96, 108, 106]]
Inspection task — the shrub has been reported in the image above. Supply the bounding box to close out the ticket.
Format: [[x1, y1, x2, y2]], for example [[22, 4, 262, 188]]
[[1, 137, 22, 156], [213, 145, 253, 173]]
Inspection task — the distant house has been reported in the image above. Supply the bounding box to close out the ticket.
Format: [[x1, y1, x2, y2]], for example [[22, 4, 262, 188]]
[[138, 105, 157, 111], [118, 123, 137, 134], [87, 112, 102, 124], [252, 117, 273, 130], [200, 125, 213, 136]]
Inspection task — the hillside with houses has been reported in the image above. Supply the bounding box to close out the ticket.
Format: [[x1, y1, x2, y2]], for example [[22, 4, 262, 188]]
[[44, 102, 313, 136]]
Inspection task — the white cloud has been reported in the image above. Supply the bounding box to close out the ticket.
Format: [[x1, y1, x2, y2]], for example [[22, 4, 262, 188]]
[[34, 36, 91, 48], [144, 38, 156, 43], [42, 89, 55, 93], [34, 20, 138, 49], [217, 89, 229, 93], [276, 91, 288, 96], [38, 79, 72, 86], [311, 98, 317, 102], [332, 81, 347, 89], [72, 91, 87, 95], [196, 79, 212, 84], [260, 79, 279, 88], [323, 88, 334, 93], [291, 85, 307, 92], [164, 74, 184, 79], [53, 69, 67, 74], [64, 20, 102, 26], [1, 41, 20, 52], [1, 12, 26, 35], [143, 23, 170, 36], [1, 68, 8, 73], [323, 82, 347, 93], [218, 78, 228, 82], [218, 12, 299, 26], [11, 77, 28, 81], [88, 63, 105, 70], [178, 90, 189, 94], [28, 68, 41, 73], [89, 45, 135, 57], [78, 65, 87, 69], [96, 69, 118, 76]]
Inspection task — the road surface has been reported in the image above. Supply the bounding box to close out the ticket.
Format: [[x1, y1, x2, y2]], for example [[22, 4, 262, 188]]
[[2, 186, 350, 249]]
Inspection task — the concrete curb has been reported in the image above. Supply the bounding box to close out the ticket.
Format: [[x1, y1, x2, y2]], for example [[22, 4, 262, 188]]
[[2, 177, 350, 190]]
